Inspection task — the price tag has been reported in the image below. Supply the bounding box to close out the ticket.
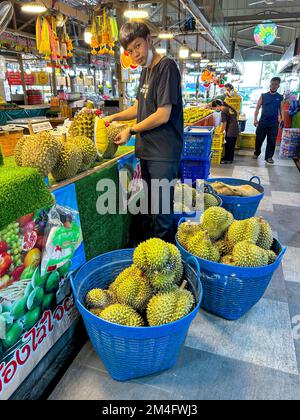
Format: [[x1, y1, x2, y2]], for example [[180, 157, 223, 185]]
[[29, 121, 53, 134]]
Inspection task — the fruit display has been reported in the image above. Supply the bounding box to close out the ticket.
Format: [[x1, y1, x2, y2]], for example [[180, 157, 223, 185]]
[[177, 209, 278, 268], [184, 107, 214, 125], [15, 130, 98, 182], [174, 181, 220, 214], [68, 108, 96, 140], [85, 239, 195, 327]]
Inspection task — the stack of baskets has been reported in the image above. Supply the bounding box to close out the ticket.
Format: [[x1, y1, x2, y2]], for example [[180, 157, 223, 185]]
[[211, 132, 224, 164], [181, 126, 214, 183]]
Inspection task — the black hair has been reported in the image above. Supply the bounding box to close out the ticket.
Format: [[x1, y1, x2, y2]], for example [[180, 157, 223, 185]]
[[271, 77, 281, 84], [119, 22, 151, 50], [225, 83, 234, 90], [212, 99, 237, 116]]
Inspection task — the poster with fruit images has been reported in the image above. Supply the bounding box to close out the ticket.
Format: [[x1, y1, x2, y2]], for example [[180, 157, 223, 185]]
[[0, 203, 84, 400]]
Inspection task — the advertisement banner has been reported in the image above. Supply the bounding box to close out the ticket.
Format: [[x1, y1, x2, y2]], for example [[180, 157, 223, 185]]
[[118, 154, 144, 212], [0, 184, 85, 399]]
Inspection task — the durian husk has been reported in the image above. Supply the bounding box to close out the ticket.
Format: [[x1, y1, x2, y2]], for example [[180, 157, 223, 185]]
[[51, 138, 83, 182]]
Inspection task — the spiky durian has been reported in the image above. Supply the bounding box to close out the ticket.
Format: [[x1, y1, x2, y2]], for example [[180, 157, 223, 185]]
[[146, 284, 195, 326], [109, 265, 153, 311], [103, 124, 125, 159], [51, 140, 82, 181], [256, 217, 274, 251], [90, 308, 103, 317], [188, 231, 220, 262], [200, 207, 234, 241], [204, 193, 219, 209], [167, 243, 184, 284], [227, 218, 260, 248], [267, 250, 277, 265], [177, 221, 203, 249], [233, 241, 269, 268], [70, 136, 98, 172], [99, 304, 144, 327], [85, 288, 113, 310], [133, 239, 170, 273], [221, 255, 236, 266]]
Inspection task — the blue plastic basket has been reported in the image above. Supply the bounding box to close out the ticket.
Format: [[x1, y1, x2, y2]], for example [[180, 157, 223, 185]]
[[207, 176, 264, 220], [183, 126, 215, 159], [71, 249, 203, 381], [176, 219, 286, 321], [181, 156, 211, 183]]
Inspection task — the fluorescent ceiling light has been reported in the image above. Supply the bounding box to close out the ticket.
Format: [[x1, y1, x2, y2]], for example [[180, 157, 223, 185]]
[[84, 27, 92, 45], [158, 33, 174, 40], [179, 43, 189, 59], [156, 48, 167, 55], [201, 59, 210, 63], [191, 52, 202, 58], [21, 1, 47, 13], [124, 10, 149, 19]]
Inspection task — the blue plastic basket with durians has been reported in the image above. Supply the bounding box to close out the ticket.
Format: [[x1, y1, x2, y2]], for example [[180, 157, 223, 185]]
[[71, 248, 203, 381], [176, 209, 286, 321]]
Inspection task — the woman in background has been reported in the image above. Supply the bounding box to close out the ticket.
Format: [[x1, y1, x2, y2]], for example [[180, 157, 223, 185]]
[[211, 99, 240, 164]]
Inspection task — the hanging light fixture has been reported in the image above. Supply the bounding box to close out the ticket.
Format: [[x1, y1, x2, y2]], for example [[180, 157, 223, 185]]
[[191, 33, 201, 59], [158, 33, 174, 40], [21, 1, 47, 14], [124, 10, 149, 19], [84, 27, 92, 45], [179, 41, 189, 59]]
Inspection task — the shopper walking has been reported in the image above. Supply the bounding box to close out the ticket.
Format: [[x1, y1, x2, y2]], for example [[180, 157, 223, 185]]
[[211, 99, 240, 164], [254, 77, 284, 164], [104, 22, 183, 242]]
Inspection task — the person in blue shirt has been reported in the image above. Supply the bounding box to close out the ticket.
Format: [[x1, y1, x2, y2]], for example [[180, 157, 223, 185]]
[[253, 77, 284, 164]]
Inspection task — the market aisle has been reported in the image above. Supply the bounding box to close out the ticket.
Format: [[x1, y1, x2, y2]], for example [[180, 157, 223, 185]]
[[48, 150, 300, 401]]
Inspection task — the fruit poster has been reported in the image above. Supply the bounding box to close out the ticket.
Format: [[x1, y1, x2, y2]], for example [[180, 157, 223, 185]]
[[118, 155, 144, 212], [0, 198, 84, 399]]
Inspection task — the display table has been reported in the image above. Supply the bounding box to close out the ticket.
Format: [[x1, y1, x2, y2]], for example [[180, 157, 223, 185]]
[[0, 107, 48, 126]]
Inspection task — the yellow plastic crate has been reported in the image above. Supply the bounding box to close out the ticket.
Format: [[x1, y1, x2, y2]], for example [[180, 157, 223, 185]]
[[239, 133, 256, 149], [211, 148, 223, 164], [212, 133, 224, 149]]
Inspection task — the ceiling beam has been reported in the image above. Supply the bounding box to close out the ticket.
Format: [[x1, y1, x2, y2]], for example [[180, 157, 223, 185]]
[[226, 12, 300, 25]]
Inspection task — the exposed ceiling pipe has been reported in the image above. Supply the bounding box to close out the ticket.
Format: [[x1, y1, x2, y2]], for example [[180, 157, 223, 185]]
[[179, 0, 229, 55]]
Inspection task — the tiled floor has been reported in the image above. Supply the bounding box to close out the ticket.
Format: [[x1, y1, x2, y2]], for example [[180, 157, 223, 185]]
[[49, 148, 300, 401]]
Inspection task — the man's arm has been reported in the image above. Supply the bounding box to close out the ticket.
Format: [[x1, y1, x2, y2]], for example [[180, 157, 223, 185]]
[[254, 96, 263, 127], [114, 105, 172, 145], [104, 100, 138, 123]]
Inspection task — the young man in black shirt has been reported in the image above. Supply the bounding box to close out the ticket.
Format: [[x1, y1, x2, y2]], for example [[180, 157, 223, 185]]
[[105, 22, 183, 242]]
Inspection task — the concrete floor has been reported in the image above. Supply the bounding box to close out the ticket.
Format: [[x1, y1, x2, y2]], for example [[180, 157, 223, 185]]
[[49, 147, 300, 401]]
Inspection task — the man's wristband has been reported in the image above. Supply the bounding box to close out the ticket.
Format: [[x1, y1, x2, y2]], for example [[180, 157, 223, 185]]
[[130, 128, 137, 136]]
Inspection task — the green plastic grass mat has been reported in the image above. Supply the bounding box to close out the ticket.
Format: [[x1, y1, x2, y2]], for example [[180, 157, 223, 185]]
[[75, 162, 133, 261], [0, 163, 54, 230]]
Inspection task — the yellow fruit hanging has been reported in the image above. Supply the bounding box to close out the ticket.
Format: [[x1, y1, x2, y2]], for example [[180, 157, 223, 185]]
[[94, 117, 109, 156]]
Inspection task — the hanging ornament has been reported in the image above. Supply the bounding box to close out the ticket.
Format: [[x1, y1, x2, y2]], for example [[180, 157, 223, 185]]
[[36, 17, 42, 51], [66, 33, 73, 58], [39, 17, 51, 60], [254, 22, 278, 46], [90, 13, 99, 55]]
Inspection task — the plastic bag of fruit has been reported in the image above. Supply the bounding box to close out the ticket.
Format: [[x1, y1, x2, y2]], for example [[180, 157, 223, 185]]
[[40, 205, 82, 277]]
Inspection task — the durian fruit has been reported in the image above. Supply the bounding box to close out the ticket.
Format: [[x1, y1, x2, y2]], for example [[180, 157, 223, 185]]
[[69, 108, 96, 140], [51, 140, 83, 182], [103, 124, 125, 159], [187, 230, 207, 253], [267, 250, 277, 265], [215, 238, 233, 257], [147, 282, 195, 326], [148, 270, 176, 292], [70, 136, 98, 172], [90, 308, 103, 317], [99, 303, 144, 327], [221, 255, 236, 266], [14, 136, 27, 166], [177, 221, 203, 249], [188, 231, 220, 262], [233, 241, 269, 268], [256, 217, 274, 251], [85, 288, 113, 310], [18, 133, 60, 177], [227, 218, 260, 247], [167, 243, 184, 284], [109, 265, 153, 311], [200, 207, 234, 241], [133, 239, 170, 273], [204, 193, 219, 209]]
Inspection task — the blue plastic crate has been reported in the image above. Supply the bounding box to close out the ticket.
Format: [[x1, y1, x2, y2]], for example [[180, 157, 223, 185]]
[[176, 218, 286, 321], [181, 157, 211, 183], [71, 249, 203, 381], [183, 126, 215, 159]]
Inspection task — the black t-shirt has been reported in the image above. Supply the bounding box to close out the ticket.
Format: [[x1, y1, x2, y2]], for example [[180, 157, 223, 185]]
[[135, 57, 183, 162], [221, 107, 240, 138]]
